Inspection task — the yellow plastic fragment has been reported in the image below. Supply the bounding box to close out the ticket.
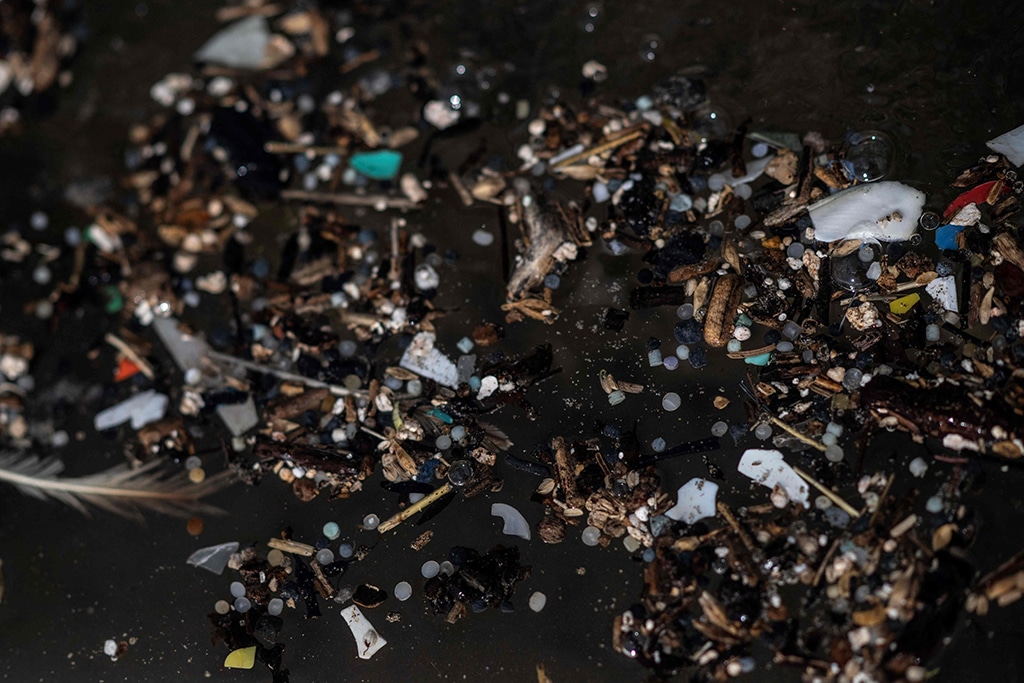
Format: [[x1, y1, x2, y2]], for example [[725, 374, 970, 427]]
[[224, 646, 257, 670], [889, 293, 920, 315]]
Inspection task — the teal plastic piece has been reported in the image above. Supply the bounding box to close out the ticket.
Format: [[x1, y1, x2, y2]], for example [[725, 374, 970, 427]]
[[743, 352, 772, 366], [349, 150, 403, 180], [427, 408, 453, 424]]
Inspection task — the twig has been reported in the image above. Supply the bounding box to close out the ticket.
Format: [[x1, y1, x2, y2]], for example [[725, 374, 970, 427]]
[[792, 465, 860, 518], [716, 501, 756, 553], [551, 123, 649, 168], [207, 350, 368, 396], [377, 483, 454, 533], [104, 333, 155, 379], [264, 141, 349, 156], [766, 414, 827, 452], [267, 537, 314, 556], [813, 536, 842, 587], [280, 189, 419, 210]]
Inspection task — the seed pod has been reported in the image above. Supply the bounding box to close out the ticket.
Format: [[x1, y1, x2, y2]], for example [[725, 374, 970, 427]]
[[703, 274, 743, 347]]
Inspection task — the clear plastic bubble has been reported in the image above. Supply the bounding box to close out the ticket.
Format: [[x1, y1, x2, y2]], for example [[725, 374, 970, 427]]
[[843, 130, 895, 182], [831, 239, 882, 291]]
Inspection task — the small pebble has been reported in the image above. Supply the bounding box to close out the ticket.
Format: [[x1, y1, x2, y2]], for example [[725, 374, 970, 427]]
[[651, 437, 666, 452], [711, 421, 728, 437], [421, 560, 440, 578], [622, 536, 641, 553], [214, 600, 230, 615], [267, 549, 285, 567], [229, 581, 246, 598], [733, 325, 751, 341], [439, 561, 455, 576], [754, 423, 772, 440], [675, 344, 690, 360], [824, 445, 844, 463], [751, 142, 769, 158], [363, 514, 380, 530], [662, 355, 678, 370], [642, 548, 656, 563], [267, 598, 284, 616], [528, 591, 547, 612], [909, 457, 928, 478], [727, 339, 741, 353], [581, 526, 601, 546], [435, 435, 452, 450], [338, 543, 354, 559], [734, 214, 752, 230], [676, 303, 694, 320], [925, 496, 943, 513], [787, 242, 805, 259], [316, 548, 335, 565], [544, 273, 561, 289], [776, 341, 794, 353], [234, 597, 252, 613], [103, 639, 118, 657], [925, 324, 941, 342], [451, 425, 466, 441], [607, 390, 626, 406], [662, 392, 681, 411], [472, 229, 494, 246], [394, 581, 413, 601], [734, 183, 753, 200], [648, 348, 663, 367]]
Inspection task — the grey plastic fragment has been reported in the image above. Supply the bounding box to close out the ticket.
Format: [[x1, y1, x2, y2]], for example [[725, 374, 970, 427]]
[[216, 396, 260, 436], [987, 123, 1024, 167], [186, 541, 240, 575], [194, 16, 270, 70], [93, 390, 169, 431], [491, 502, 531, 540]]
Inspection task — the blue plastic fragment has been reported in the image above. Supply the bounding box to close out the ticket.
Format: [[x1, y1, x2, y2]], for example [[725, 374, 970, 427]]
[[427, 408, 453, 424], [744, 352, 772, 366], [934, 223, 965, 251], [349, 150, 403, 180]]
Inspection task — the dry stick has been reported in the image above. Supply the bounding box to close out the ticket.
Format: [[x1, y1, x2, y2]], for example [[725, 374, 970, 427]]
[[868, 473, 896, 528], [388, 217, 402, 285], [280, 189, 419, 210], [551, 124, 649, 168], [792, 465, 860, 518], [716, 501, 756, 553], [377, 483, 454, 533], [104, 333, 155, 379], [207, 350, 368, 396], [813, 536, 842, 587], [766, 414, 827, 453], [267, 538, 315, 556], [264, 141, 349, 155]]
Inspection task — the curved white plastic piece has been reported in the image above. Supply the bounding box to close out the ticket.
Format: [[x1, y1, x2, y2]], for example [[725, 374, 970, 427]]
[[664, 478, 719, 524], [808, 181, 925, 243], [340, 605, 387, 660], [738, 449, 809, 507], [491, 502, 531, 540]]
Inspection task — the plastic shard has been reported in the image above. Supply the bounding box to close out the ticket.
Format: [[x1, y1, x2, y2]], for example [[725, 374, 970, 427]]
[[738, 448, 809, 507], [340, 605, 387, 659], [223, 645, 257, 669], [349, 150, 403, 180], [986, 122, 1024, 167], [808, 181, 925, 243], [491, 502, 531, 540], [926, 275, 958, 312], [151, 316, 209, 373], [194, 16, 270, 70], [664, 478, 719, 524], [399, 332, 458, 388], [216, 396, 260, 437], [186, 541, 240, 575], [93, 390, 169, 431], [889, 293, 921, 315]]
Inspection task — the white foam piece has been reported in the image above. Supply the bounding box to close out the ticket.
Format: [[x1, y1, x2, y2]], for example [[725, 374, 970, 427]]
[[738, 448, 809, 507], [808, 181, 925, 243], [664, 478, 719, 524], [399, 332, 458, 388], [987, 123, 1024, 167]]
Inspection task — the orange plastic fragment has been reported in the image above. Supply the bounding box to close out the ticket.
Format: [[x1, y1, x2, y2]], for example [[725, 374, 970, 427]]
[[114, 357, 141, 382]]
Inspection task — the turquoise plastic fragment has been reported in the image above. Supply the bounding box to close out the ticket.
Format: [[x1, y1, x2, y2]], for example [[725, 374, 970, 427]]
[[427, 408, 453, 424], [349, 150, 403, 180], [934, 223, 964, 251], [744, 352, 772, 366]]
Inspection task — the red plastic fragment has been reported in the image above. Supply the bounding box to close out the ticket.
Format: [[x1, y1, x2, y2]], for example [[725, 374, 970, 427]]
[[114, 357, 141, 382], [943, 180, 1011, 219]]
